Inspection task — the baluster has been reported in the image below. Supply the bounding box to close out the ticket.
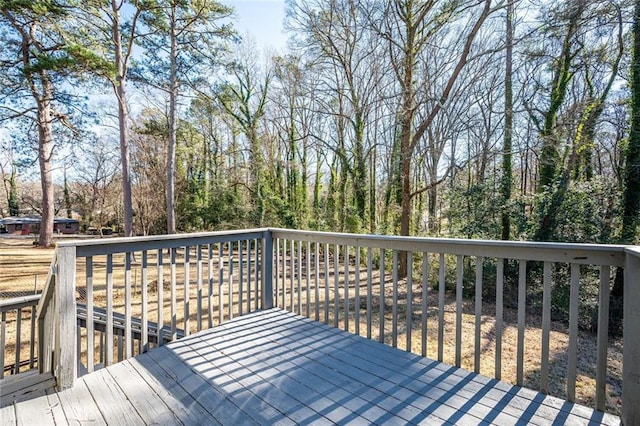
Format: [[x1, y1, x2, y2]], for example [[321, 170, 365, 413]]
[[207, 244, 213, 328], [324, 243, 330, 324], [170, 248, 177, 340], [306, 241, 311, 318], [218, 243, 224, 324], [314, 242, 320, 322], [228, 242, 234, 320], [125, 252, 132, 359], [106, 254, 114, 362], [1, 311, 5, 375], [438, 253, 445, 362], [197, 245, 203, 331], [184, 246, 191, 336], [595, 265, 611, 411], [297, 240, 302, 315], [86, 256, 94, 372], [455, 255, 463, 367], [516, 259, 527, 386], [344, 245, 350, 331], [379, 249, 385, 344], [474, 257, 483, 373], [334, 244, 340, 328], [239, 241, 244, 317], [567, 263, 580, 402], [141, 251, 148, 352], [541, 262, 552, 393], [495, 258, 503, 380], [421, 252, 429, 358], [15, 308, 21, 374], [406, 251, 413, 353], [354, 247, 360, 336], [392, 250, 399, 348], [367, 248, 373, 339]]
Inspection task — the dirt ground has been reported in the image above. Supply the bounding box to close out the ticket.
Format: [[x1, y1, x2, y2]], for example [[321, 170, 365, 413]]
[[0, 236, 623, 416]]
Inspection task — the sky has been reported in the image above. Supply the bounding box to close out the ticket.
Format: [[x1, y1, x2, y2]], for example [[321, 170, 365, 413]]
[[222, 0, 288, 52]]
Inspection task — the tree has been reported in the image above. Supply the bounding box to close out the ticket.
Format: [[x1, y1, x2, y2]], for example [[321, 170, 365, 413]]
[[0, 1, 103, 246], [502, 0, 515, 241], [138, 0, 234, 234]]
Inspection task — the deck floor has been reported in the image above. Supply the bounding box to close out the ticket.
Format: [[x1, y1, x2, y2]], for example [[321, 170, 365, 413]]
[[1, 308, 620, 425]]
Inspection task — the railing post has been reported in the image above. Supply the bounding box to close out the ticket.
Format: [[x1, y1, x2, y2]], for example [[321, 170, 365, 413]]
[[623, 248, 640, 425], [55, 246, 77, 390], [261, 230, 274, 309]]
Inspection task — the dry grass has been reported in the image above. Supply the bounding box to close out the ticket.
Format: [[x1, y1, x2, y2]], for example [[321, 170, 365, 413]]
[[0, 236, 623, 416]]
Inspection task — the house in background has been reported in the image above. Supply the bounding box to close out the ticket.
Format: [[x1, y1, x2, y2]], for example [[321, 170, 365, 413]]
[[0, 216, 80, 235]]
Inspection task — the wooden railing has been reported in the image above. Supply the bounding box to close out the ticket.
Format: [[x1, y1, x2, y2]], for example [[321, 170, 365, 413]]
[[35, 229, 272, 390], [0, 294, 40, 377], [27, 228, 639, 424], [269, 228, 639, 424]]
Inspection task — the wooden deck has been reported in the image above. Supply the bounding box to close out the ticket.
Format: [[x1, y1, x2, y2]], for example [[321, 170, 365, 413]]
[[1, 308, 620, 425]]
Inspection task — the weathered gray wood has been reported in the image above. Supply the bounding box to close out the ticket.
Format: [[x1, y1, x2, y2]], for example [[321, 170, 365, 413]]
[[455, 254, 463, 367], [55, 246, 77, 390], [541, 261, 552, 393], [567, 263, 580, 402], [85, 257, 94, 373], [218, 244, 224, 324], [228, 242, 233, 320], [281, 239, 287, 310], [156, 250, 163, 347], [290, 239, 295, 313], [438, 253, 445, 362], [324, 243, 330, 324], [106, 359, 178, 424], [392, 250, 398, 348], [124, 252, 132, 360], [334, 244, 340, 328], [421, 252, 428, 358], [197, 245, 203, 330], [207, 244, 213, 328], [81, 366, 145, 425], [474, 257, 483, 373], [517, 259, 526, 386], [29, 306, 35, 369], [141, 250, 149, 351], [269, 228, 626, 267], [297, 240, 302, 315], [354, 247, 360, 336], [0, 370, 55, 405], [0, 403, 15, 425], [275, 239, 280, 309], [254, 238, 260, 310], [366, 247, 373, 339], [238, 241, 244, 316], [171, 247, 178, 339], [13, 308, 21, 375], [184, 245, 191, 334], [495, 258, 504, 380], [56, 376, 105, 424], [623, 247, 640, 426], [1, 311, 5, 374], [344, 245, 349, 331], [13, 390, 55, 425], [379, 248, 385, 344], [261, 233, 273, 311], [406, 251, 413, 352], [128, 356, 221, 425], [595, 265, 610, 412], [315, 242, 320, 323]]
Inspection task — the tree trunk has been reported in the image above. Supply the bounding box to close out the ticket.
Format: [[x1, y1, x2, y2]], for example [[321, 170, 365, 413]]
[[611, 0, 640, 335], [166, 3, 178, 234], [37, 80, 54, 247], [112, 0, 134, 237], [501, 0, 514, 241]]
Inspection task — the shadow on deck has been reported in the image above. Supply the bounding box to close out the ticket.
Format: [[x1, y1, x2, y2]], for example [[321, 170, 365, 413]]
[[0, 308, 621, 425]]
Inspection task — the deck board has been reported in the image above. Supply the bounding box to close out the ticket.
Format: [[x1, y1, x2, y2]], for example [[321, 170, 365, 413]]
[[2, 308, 621, 425]]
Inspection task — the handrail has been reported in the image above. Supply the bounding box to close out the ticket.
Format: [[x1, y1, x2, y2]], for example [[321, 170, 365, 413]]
[[0, 294, 41, 313], [270, 228, 627, 266]]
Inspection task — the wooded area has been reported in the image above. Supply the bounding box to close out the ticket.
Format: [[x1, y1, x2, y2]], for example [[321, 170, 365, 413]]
[[1, 0, 639, 251]]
